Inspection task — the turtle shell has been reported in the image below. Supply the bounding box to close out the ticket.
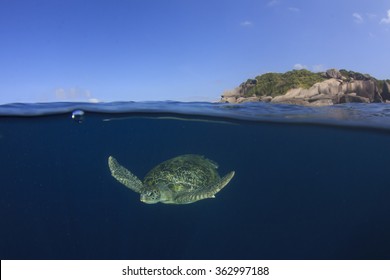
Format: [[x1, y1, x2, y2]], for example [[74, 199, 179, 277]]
[[143, 154, 220, 194]]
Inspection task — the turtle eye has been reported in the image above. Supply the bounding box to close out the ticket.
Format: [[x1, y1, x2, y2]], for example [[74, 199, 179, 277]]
[[144, 190, 157, 198]]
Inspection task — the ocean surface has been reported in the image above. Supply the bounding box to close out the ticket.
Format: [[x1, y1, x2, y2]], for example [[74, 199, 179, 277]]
[[1, 101, 390, 260]]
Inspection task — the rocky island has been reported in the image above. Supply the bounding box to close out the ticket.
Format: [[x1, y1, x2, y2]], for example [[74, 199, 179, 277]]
[[220, 69, 390, 106]]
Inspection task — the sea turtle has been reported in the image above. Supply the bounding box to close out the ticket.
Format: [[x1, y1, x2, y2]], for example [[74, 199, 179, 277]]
[[108, 154, 235, 204]]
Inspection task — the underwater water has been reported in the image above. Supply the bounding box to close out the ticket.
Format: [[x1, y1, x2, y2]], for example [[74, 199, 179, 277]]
[[0, 101, 390, 260]]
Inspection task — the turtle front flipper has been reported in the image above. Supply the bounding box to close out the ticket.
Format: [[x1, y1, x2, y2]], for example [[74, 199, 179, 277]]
[[175, 171, 235, 204], [108, 156, 144, 193]]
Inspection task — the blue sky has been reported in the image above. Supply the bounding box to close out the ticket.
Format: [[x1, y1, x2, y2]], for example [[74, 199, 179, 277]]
[[0, 0, 390, 104]]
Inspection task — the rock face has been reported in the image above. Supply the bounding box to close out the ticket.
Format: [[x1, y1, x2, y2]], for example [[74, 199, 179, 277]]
[[220, 69, 390, 106]]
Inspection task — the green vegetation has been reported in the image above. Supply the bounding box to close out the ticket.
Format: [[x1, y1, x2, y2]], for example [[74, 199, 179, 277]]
[[376, 79, 385, 90], [340, 69, 385, 90], [244, 69, 326, 97], [339, 69, 370, 80]]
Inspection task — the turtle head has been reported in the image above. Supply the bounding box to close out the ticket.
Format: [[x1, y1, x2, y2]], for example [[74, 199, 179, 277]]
[[140, 185, 173, 204], [140, 187, 161, 204]]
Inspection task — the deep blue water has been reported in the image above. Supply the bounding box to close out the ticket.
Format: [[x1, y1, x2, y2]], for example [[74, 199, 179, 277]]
[[0, 101, 390, 260]]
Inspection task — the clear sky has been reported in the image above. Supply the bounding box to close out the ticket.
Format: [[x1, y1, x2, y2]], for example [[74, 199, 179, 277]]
[[1, 0, 390, 104]]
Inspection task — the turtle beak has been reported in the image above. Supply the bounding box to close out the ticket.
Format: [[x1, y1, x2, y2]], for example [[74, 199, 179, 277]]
[[140, 197, 158, 204]]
